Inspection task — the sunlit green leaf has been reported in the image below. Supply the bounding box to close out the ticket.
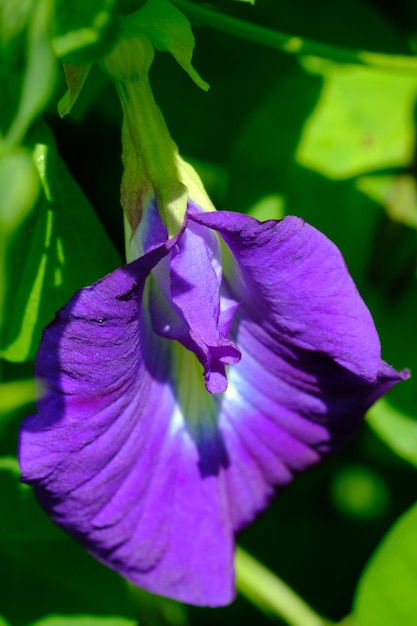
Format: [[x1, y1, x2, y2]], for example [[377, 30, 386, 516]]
[[228, 65, 381, 281], [296, 58, 417, 179], [354, 502, 417, 625], [125, 0, 209, 91], [0, 148, 40, 235], [357, 174, 417, 230], [0, 122, 120, 363], [366, 399, 417, 468], [0, 380, 36, 417], [0, 147, 40, 329], [248, 194, 286, 221]]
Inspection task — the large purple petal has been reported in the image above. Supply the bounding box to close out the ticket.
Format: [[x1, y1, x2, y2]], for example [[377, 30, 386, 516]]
[[19, 240, 235, 606], [188, 209, 408, 527]]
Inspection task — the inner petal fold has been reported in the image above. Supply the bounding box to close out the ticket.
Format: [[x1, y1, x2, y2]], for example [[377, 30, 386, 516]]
[[150, 218, 241, 394]]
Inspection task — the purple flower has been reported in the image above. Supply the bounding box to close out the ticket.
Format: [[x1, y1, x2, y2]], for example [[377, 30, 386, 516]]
[[19, 201, 406, 606]]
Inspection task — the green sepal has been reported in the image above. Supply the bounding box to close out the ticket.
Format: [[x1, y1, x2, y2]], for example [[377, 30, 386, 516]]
[[124, 0, 209, 91], [101, 31, 188, 238], [58, 62, 92, 117]]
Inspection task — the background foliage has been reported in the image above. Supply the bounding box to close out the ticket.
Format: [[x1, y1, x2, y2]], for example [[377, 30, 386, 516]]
[[1, 0, 417, 624]]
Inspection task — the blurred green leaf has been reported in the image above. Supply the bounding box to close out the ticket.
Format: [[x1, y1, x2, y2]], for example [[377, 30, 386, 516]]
[[0, 0, 32, 136], [0, 456, 62, 540], [131, 587, 189, 626], [0, 532, 136, 624], [248, 194, 286, 221], [228, 66, 381, 281], [357, 174, 417, 230], [296, 58, 417, 179], [125, 0, 209, 91], [367, 399, 417, 468], [52, 0, 117, 59], [6, 0, 56, 147], [0, 148, 40, 235], [0, 122, 120, 363], [0, 148, 40, 328], [0, 380, 36, 417], [354, 502, 417, 625], [0, 615, 11, 626], [30, 616, 136, 626], [0, 0, 32, 48]]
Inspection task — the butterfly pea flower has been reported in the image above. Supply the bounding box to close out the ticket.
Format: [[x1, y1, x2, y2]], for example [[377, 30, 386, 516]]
[[19, 197, 407, 606]]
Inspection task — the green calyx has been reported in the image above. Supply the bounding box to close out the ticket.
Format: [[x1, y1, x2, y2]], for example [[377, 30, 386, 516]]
[[100, 28, 188, 239]]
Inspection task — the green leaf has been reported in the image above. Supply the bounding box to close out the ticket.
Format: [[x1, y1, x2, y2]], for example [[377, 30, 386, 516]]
[[30, 617, 136, 626], [0, 122, 120, 363], [52, 0, 117, 60], [366, 399, 417, 468], [131, 587, 189, 626], [125, 0, 209, 91], [6, 0, 56, 147], [0, 0, 32, 48], [356, 174, 417, 230], [0, 0, 32, 136], [0, 147, 40, 329], [354, 502, 417, 625], [0, 148, 40, 235], [0, 379, 36, 418], [0, 534, 135, 624], [0, 456, 62, 540], [248, 194, 286, 221], [296, 58, 417, 179]]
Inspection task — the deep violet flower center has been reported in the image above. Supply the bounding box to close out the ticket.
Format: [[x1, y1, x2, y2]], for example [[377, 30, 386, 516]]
[[148, 218, 241, 394]]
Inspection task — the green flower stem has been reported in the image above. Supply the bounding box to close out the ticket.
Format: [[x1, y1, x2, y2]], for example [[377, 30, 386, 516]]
[[116, 78, 187, 235], [170, 0, 417, 73], [100, 32, 187, 237], [235, 546, 334, 626]]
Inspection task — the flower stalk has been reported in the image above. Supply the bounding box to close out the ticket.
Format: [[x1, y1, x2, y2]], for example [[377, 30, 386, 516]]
[[235, 546, 334, 626], [100, 28, 187, 239]]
